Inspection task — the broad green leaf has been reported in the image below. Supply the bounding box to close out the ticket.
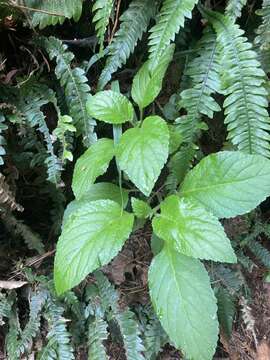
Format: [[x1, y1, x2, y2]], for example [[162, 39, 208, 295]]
[[86, 90, 134, 124], [180, 151, 270, 218], [54, 200, 134, 294], [63, 182, 129, 226], [152, 195, 236, 262], [131, 197, 152, 219], [116, 116, 169, 196], [149, 246, 218, 360], [131, 45, 175, 110], [72, 138, 114, 199]]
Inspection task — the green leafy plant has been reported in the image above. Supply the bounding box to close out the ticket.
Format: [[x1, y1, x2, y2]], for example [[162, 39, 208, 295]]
[[54, 42, 270, 359], [2, 0, 270, 358]]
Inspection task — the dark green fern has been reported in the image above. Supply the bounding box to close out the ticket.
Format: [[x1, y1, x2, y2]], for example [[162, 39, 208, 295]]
[[92, 0, 115, 52], [203, 8, 270, 157], [41, 37, 97, 146], [98, 0, 156, 89], [255, 0, 270, 50], [95, 272, 145, 360], [225, 0, 247, 20], [148, 0, 198, 68]]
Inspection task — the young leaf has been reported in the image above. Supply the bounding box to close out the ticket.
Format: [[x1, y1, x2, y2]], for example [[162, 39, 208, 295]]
[[63, 183, 129, 226], [86, 91, 134, 124], [131, 198, 152, 219], [72, 139, 114, 199], [54, 200, 134, 294], [180, 151, 270, 218], [149, 246, 218, 360], [152, 195, 236, 262], [131, 45, 175, 110], [116, 116, 169, 196]]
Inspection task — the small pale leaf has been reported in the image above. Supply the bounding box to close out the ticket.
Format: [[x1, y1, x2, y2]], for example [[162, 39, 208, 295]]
[[86, 90, 134, 124], [131, 45, 175, 110], [72, 138, 114, 199], [131, 197, 152, 219]]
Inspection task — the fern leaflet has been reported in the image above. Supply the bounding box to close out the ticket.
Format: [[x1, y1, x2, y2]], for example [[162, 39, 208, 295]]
[[148, 0, 198, 68], [88, 306, 109, 360], [41, 37, 97, 146], [177, 26, 221, 144], [255, 0, 270, 50], [0, 114, 7, 165], [225, 0, 247, 20], [93, 0, 115, 52], [204, 8, 270, 157], [1, 211, 45, 254], [18, 83, 62, 183], [247, 240, 270, 268], [98, 0, 156, 89], [18, 290, 47, 356], [216, 287, 235, 338], [44, 299, 75, 360]]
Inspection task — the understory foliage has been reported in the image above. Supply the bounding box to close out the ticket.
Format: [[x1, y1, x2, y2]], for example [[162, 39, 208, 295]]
[[1, 0, 270, 359]]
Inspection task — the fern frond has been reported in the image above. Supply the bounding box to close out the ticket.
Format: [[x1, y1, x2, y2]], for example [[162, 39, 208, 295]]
[[53, 115, 76, 163], [0, 114, 7, 165], [93, 0, 115, 52], [24, 0, 83, 29], [226, 0, 247, 20], [210, 264, 244, 293], [98, 0, 156, 89], [88, 306, 109, 360], [247, 240, 270, 268], [38, 338, 58, 360], [216, 287, 235, 338], [166, 145, 196, 191], [18, 290, 48, 356], [41, 37, 97, 146], [95, 272, 145, 360], [255, 0, 270, 50], [143, 310, 167, 360], [204, 9, 270, 157], [0, 173, 23, 212], [44, 299, 75, 360], [148, 0, 198, 68], [177, 27, 221, 144], [5, 293, 20, 360], [1, 211, 45, 254], [0, 292, 12, 324], [236, 249, 256, 272], [240, 297, 257, 345], [19, 83, 62, 183]]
